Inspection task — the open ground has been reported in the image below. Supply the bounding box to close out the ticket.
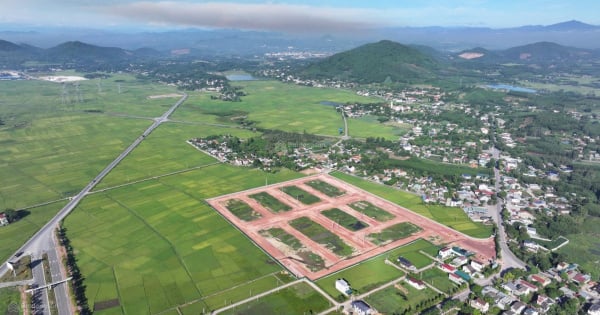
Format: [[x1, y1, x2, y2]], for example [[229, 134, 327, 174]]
[[207, 173, 495, 280]]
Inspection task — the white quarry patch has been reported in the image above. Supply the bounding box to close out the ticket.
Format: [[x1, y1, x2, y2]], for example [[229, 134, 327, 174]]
[[38, 76, 88, 83], [458, 52, 485, 59]]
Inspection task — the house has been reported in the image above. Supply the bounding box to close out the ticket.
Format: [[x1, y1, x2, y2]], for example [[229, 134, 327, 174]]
[[455, 270, 471, 281], [0, 212, 8, 226], [510, 301, 527, 314], [351, 300, 373, 315], [439, 247, 453, 259], [335, 279, 352, 296], [406, 277, 426, 290], [463, 264, 477, 275], [397, 256, 417, 272], [588, 303, 600, 315], [523, 240, 539, 251], [438, 263, 456, 273], [451, 256, 469, 267], [449, 273, 464, 285], [470, 298, 489, 313], [452, 246, 471, 257], [502, 282, 519, 295], [536, 295, 555, 312], [529, 274, 551, 287], [519, 279, 538, 293], [523, 307, 539, 315], [573, 273, 591, 285], [471, 260, 485, 272]]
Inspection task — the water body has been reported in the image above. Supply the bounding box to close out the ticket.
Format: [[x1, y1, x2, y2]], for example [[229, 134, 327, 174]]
[[320, 101, 343, 107], [226, 74, 256, 81], [487, 84, 537, 94]]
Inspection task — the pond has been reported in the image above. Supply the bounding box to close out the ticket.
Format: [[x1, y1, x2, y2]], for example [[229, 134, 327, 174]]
[[226, 74, 256, 81], [320, 101, 343, 107], [486, 84, 537, 93]]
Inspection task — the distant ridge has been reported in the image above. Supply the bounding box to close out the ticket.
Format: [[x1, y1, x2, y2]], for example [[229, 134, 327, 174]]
[[455, 41, 598, 64], [302, 40, 438, 84]]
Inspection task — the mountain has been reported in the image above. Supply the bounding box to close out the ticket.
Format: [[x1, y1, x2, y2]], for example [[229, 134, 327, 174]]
[[302, 40, 439, 84], [455, 41, 598, 65], [545, 20, 600, 31], [0, 39, 25, 52], [46, 41, 132, 62]]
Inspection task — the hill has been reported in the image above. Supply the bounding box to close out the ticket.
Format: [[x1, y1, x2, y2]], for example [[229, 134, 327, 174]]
[[46, 41, 132, 63], [301, 40, 439, 84]]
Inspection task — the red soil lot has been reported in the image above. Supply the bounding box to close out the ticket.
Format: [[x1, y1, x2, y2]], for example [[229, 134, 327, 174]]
[[207, 173, 495, 280]]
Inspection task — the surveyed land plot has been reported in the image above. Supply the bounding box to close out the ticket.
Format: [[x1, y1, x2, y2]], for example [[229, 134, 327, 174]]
[[207, 173, 495, 281], [249, 192, 292, 213], [305, 179, 346, 197]]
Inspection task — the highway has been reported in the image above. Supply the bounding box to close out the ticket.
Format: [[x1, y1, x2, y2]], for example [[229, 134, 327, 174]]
[[0, 93, 188, 313]]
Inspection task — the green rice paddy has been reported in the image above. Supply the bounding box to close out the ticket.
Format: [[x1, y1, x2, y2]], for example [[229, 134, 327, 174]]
[[249, 192, 292, 213]]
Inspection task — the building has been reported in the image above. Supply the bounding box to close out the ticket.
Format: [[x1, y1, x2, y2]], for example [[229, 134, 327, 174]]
[[470, 298, 489, 313], [471, 260, 486, 272], [438, 263, 456, 273], [351, 300, 373, 315], [397, 256, 417, 272], [0, 212, 8, 226], [335, 279, 352, 296], [518, 279, 538, 293], [451, 256, 469, 267], [529, 274, 551, 287], [406, 277, 426, 290], [536, 295, 555, 312], [439, 247, 453, 259], [510, 301, 527, 314], [449, 273, 465, 285]]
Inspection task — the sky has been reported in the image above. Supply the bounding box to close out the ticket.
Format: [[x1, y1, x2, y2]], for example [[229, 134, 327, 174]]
[[1, 0, 599, 33]]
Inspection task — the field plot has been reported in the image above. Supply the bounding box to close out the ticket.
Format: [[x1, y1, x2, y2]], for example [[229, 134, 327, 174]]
[[218, 282, 330, 315], [223, 199, 261, 221], [305, 179, 346, 197], [418, 268, 457, 294], [365, 284, 436, 314], [321, 208, 368, 232], [0, 287, 20, 314], [280, 186, 321, 205], [368, 222, 422, 245], [207, 173, 495, 281], [348, 200, 395, 222], [249, 192, 292, 213]]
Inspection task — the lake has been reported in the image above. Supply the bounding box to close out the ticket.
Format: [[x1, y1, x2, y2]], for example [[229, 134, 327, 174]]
[[486, 84, 537, 93], [226, 74, 256, 81]]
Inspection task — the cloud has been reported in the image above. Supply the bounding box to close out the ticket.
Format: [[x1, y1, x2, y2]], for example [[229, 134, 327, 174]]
[[100, 1, 382, 33]]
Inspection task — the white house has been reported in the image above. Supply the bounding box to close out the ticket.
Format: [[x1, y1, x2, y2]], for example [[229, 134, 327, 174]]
[[470, 260, 485, 272], [335, 279, 352, 296], [449, 273, 464, 285], [406, 277, 426, 290], [470, 298, 489, 313], [438, 247, 453, 259]]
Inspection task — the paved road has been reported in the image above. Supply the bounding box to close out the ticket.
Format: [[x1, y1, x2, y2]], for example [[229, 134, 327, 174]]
[[0, 93, 188, 312], [490, 146, 527, 271], [30, 254, 50, 315], [47, 236, 70, 315]]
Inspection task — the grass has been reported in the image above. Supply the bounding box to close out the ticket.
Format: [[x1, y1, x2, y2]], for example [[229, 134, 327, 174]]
[[219, 282, 330, 315], [280, 186, 321, 205], [558, 217, 600, 278], [260, 229, 326, 271], [316, 251, 406, 298], [170, 80, 400, 138], [289, 217, 354, 257], [321, 208, 368, 232], [0, 256, 32, 282], [368, 222, 422, 245], [248, 192, 292, 213], [305, 180, 346, 197], [0, 287, 21, 315], [417, 268, 457, 294], [224, 199, 261, 221], [348, 200, 395, 222], [64, 163, 302, 314], [364, 283, 436, 314], [333, 172, 493, 238], [0, 202, 66, 263], [536, 236, 569, 250], [388, 239, 437, 269], [0, 75, 183, 210]]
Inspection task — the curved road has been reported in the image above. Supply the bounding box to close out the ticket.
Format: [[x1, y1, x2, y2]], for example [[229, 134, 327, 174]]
[[0, 94, 188, 314]]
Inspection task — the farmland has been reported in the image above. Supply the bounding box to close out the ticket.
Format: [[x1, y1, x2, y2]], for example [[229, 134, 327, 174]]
[[224, 199, 261, 221], [333, 172, 493, 238], [364, 283, 438, 314], [418, 268, 457, 294], [219, 282, 330, 315], [0, 287, 20, 314], [249, 192, 292, 213]]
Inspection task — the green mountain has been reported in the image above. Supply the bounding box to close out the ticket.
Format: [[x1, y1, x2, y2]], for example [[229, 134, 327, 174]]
[[302, 40, 439, 84], [502, 41, 595, 63], [46, 41, 133, 63]]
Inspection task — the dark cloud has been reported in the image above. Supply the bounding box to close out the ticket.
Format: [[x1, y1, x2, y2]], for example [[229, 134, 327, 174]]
[[101, 1, 380, 33]]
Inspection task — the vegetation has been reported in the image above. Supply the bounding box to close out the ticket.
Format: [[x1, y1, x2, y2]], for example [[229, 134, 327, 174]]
[[224, 199, 261, 221], [261, 228, 302, 250], [320, 208, 368, 232], [249, 192, 292, 213], [219, 282, 330, 315], [289, 217, 354, 257], [305, 180, 346, 197], [302, 40, 438, 84], [348, 200, 395, 222], [365, 283, 444, 315], [280, 186, 321, 205], [368, 222, 423, 245], [0, 287, 20, 315]]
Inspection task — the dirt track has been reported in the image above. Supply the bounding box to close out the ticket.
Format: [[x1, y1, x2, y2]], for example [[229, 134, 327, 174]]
[[207, 173, 495, 280]]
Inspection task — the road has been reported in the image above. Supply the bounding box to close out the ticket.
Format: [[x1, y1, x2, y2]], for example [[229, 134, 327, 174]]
[[490, 146, 527, 271], [0, 94, 188, 313]]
